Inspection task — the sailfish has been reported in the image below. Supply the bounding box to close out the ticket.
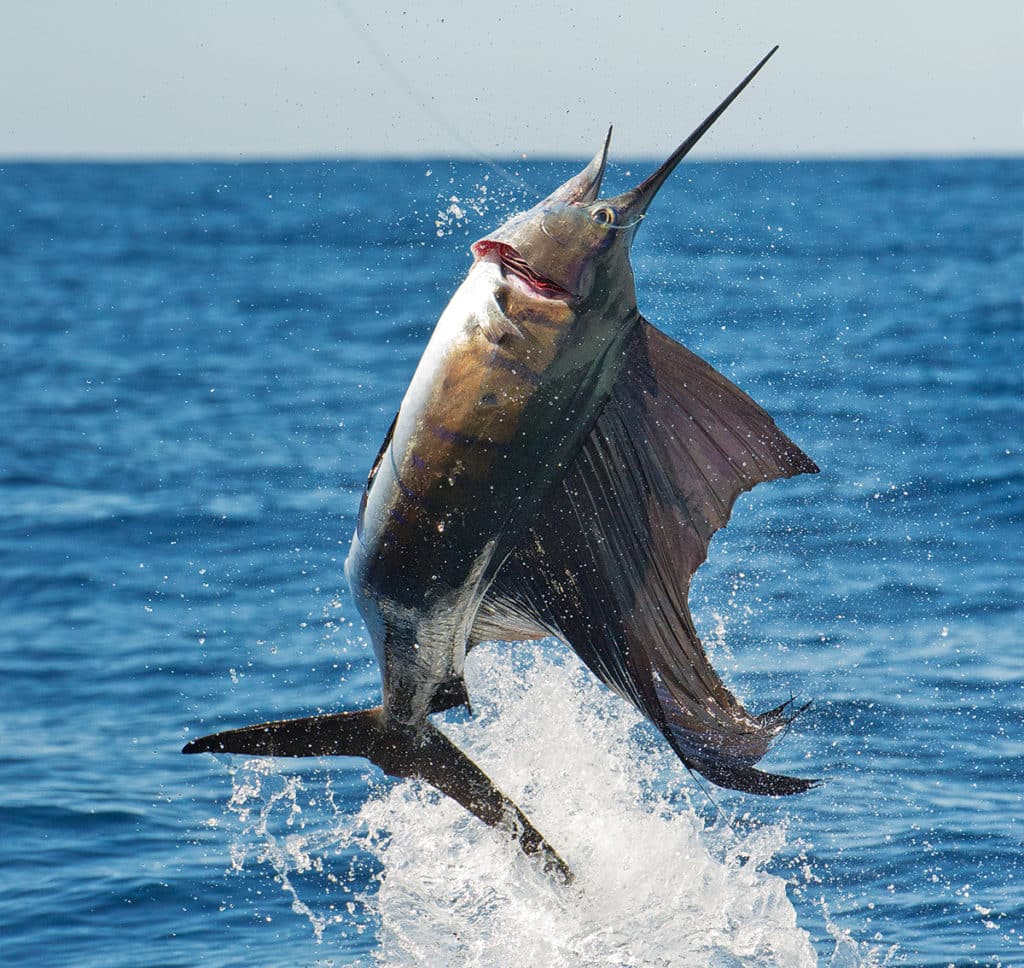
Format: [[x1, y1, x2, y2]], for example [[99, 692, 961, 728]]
[[184, 47, 818, 882]]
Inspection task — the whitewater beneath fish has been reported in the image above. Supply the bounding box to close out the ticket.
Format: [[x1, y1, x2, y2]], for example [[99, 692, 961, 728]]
[[224, 642, 879, 966]]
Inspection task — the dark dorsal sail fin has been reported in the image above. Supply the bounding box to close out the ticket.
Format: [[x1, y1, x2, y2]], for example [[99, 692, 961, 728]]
[[471, 319, 819, 795]]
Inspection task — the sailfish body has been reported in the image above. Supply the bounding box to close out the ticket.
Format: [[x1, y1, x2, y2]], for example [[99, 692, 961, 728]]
[[185, 47, 818, 881]]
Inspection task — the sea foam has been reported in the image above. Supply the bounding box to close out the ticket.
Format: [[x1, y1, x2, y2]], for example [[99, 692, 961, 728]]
[[225, 642, 881, 966]]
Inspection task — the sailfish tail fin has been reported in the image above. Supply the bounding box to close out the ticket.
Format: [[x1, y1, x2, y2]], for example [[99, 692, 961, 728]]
[[183, 710, 572, 883], [183, 707, 387, 758]]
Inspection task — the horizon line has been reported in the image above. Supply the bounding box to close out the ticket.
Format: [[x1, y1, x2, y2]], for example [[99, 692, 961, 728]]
[[1, 148, 1021, 165]]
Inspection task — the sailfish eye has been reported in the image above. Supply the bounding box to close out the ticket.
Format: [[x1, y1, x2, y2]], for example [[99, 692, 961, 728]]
[[591, 206, 617, 227]]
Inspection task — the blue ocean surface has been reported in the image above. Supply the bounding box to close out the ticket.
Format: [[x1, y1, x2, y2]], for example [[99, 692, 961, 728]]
[[1, 156, 1021, 966]]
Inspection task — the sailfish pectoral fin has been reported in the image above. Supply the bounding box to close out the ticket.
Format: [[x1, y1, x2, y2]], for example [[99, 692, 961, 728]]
[[183, 710, 572, 883]]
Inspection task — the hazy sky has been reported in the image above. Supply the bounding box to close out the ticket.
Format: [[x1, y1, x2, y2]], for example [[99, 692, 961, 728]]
[[1, 1, 1021, 159]]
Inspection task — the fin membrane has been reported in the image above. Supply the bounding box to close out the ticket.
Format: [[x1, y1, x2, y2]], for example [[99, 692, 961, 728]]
[[184, 709, 572, 882], [474, 319, 818, 795]]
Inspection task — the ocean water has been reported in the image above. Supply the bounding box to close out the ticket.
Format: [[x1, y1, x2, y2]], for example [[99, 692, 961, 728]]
[[1, 156, 1020, 967]]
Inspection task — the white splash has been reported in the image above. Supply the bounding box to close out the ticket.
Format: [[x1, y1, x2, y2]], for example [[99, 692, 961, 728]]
[[434, 183, 490, 237], [363, 645, 815, 967], [223, 643, 889, 966]]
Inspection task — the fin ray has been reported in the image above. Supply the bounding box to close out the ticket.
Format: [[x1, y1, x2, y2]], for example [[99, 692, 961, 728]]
[[476, 319, 817, 793]]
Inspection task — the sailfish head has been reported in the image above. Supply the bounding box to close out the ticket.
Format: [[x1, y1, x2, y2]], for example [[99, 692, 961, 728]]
[[470, 47, 779, 320]]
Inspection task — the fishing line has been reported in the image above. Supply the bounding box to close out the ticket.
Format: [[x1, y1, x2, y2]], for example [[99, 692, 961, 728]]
[[685, 765, 740, 838], [538, 212, 645, 245], [612, 215, 646, 230], [332, 1, 540, 199]]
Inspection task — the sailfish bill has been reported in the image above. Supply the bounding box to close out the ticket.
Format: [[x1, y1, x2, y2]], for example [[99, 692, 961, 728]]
[[185, 45, 819, 882]]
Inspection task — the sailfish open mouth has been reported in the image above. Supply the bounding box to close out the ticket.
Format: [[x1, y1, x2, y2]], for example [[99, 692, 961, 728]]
[[472, 240, 575, 301]]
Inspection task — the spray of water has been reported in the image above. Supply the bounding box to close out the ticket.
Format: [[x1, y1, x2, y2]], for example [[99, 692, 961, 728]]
[[222, 643, 892, 966]]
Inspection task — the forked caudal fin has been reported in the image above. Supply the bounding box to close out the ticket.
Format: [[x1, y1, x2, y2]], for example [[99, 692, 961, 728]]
[[183, 710, 572, 883]]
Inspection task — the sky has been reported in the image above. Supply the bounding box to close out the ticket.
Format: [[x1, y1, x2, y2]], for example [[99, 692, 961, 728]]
[[1, 0, 1021, 160]]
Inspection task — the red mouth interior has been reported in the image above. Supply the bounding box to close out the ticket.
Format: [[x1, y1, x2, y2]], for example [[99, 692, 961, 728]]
[[472, 240, 572, 299]]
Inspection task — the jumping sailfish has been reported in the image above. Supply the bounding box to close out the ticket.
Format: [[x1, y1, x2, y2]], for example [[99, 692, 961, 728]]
[[184, 47, 818, 882]]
